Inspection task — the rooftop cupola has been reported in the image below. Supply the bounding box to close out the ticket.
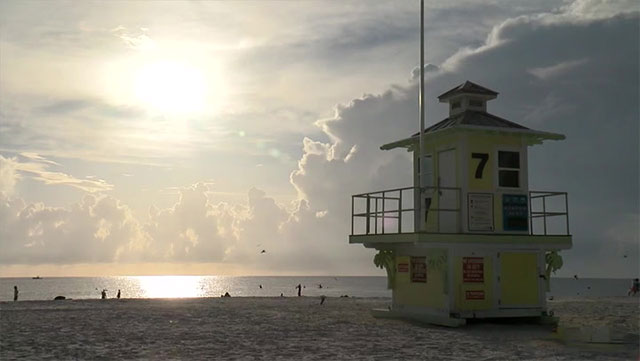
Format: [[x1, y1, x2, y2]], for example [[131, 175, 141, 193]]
[[438, 80, 498, 116]]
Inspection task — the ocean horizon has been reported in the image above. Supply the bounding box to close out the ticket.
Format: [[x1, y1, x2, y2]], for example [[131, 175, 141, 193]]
[[1, 276, 635, 302]]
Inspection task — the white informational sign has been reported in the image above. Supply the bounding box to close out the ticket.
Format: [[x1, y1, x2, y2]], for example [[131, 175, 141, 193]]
[[468, 193, 494, 231]]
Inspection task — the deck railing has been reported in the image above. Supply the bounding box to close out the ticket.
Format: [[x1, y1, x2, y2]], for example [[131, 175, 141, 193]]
[[529, 191, 570, 235], [350, 188, 570, 236], [351, 186, 461, 235]]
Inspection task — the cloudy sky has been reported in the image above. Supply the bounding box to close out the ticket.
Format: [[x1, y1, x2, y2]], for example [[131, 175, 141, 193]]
[[0, 0, 637, 277]]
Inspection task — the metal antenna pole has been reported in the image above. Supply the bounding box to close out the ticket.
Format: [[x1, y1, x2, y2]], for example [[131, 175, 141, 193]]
[[418, 0, 426, 230]]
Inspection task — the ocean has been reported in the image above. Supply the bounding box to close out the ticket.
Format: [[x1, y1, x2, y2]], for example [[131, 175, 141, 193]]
[[0, 276, 634, 302]]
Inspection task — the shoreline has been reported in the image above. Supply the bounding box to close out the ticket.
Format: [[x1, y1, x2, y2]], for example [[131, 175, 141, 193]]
[[3, 294, 637, 303]]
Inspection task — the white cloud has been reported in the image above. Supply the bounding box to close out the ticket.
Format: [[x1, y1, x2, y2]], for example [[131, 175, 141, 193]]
[[5, 154, 113, 193], [0, 156, 19, 195], [0, 193, 147, 264], [560, 0, 640, 20], [111, 26, 155, 50], [143, 182, 236, 262], [528, 58, 589, 80]]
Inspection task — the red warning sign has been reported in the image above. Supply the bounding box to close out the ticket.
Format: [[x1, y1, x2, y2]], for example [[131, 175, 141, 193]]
[[411, 257, 427, 283], [397, 263, 409, 273], [465, 290, 485, 300], [463, 257, 484, 283]]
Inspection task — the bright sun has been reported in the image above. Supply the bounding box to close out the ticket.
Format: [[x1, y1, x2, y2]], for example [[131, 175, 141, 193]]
[[134, 61, 207, 115]]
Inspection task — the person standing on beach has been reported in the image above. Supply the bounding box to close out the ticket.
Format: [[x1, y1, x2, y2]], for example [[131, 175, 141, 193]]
[[117, 289, 121, 299], [101, 289, 107, 299], [296, 284, 302, 297], [13, 286, 18, 301], [628, 278, 639, 296]]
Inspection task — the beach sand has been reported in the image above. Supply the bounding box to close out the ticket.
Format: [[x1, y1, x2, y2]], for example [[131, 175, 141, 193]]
[[1, 296, 638, 360]]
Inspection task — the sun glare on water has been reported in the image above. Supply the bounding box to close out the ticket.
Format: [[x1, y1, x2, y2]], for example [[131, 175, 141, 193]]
[[134, 61, 207, 115], [136, 275, 205, 298]]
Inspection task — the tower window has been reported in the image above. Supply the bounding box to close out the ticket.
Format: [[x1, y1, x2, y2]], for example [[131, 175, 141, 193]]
[[469, 99, 483, 107], [498, 151, 520, 188]]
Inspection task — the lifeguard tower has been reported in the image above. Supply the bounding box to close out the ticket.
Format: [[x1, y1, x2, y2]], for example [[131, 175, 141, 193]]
[[349, 81, 572, 326]]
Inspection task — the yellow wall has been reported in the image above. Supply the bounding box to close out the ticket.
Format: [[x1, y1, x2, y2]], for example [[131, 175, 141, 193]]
[[465, 132, 525, 233], [500, 252, 539, 306], [453, 255, 493, 311], [416, 131, 528, 233], [421, 133, 461, 233], [394, 252, 447, 309]]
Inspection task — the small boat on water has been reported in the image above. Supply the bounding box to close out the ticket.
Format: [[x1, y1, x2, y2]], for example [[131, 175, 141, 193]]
[[32, 276, 43, 279]]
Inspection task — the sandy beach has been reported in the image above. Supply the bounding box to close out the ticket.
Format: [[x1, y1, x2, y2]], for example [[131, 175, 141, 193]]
[[1, 296, 638, 360]]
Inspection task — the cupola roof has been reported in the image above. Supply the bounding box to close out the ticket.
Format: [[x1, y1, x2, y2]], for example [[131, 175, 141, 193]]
[[438, 81, 498, 102]]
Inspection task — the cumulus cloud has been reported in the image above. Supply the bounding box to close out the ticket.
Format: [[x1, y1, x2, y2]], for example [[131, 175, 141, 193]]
[[0, 156, 19, 195], [143, 183, 236, 262], [560, 0, 640, 20], [0, 193, 147, 264]]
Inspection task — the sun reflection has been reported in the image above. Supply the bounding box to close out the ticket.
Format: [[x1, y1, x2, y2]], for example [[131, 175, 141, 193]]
[[135, 276, 205, 298]]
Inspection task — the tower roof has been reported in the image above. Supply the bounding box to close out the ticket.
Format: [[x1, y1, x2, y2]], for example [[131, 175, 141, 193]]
[[438, 81, 498, 102], [380, 109, 564, 151], [418, 110, 528, 134], [380, 82, 565, 151]]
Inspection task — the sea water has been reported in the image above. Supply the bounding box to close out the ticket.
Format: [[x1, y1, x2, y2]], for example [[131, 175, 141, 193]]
[[0, 276, 634, 302], [0, 276, 388, 301]]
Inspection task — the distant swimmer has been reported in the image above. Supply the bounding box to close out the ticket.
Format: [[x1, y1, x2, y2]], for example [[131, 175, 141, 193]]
[[318, 284, 323, 289], [280, 293, 284, 297], [117, 289, 121, 299], [101, 289, 107, 299], [13, 286, 18, 302], [573, 275, 579, 280], [259, 285, 262, 289], [261, 250, 266, 254], [628, 278, 639, 296], [296, 284, 302, 297]]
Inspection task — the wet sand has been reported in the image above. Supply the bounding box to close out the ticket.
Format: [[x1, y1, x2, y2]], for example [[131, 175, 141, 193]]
[[1, 296, 638, 360]]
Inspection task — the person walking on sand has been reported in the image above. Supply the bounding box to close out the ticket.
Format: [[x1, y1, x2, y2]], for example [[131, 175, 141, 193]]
[[296, 284, 302, 297], [628, 278, 639, 296], [13, 286, 18, 301], [117, 289, 121, 299]]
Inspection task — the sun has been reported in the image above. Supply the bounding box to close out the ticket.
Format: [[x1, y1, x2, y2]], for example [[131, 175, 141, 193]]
[[134, 60, 207, 115]]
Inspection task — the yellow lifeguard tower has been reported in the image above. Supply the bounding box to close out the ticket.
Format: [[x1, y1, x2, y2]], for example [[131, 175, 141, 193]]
[[349, 81, 572, 326]]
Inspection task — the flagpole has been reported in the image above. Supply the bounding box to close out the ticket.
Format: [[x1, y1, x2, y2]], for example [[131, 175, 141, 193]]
[[419, 0, 426, 230]]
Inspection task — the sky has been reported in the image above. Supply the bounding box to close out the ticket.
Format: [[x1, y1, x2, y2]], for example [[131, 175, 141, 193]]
[[0, 0, 638, 277]]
